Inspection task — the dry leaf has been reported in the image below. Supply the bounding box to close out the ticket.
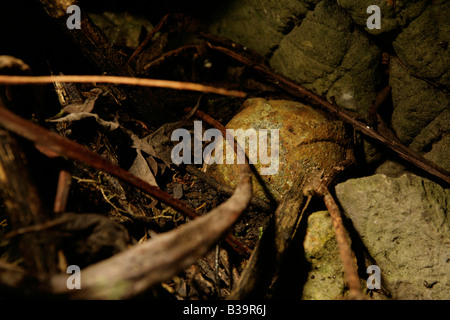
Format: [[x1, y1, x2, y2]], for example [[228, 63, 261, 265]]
[[61, 88, 102, 114], [128, 149, 159, 187]]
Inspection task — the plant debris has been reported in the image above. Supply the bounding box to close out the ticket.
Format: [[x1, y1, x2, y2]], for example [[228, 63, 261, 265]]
[[0, 1, 448, 301]]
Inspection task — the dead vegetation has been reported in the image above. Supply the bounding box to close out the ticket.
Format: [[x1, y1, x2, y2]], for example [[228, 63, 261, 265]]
[[0, 1, 448, 300]]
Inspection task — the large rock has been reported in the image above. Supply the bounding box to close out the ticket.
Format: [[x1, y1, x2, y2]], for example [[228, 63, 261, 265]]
[[206, 98, 349, 201], [208, 0, 314, 57], [390, 57, 448, 145], [337, 0, 429, 35], [337, 0, 449, 88], [208, 0, 381, 116], [335, 174, 450, 299], [392, 1, 450, 88], [388, 57, 450, 172], [269, 0, 381, 115]]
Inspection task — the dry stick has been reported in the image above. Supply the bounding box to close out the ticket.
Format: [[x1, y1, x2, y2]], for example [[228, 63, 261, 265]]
[[51, 164, 252, 299], [53, 169, 72, 214], [206, 42, 450, 185], [0, 104, 194, 217], [0, 126, 59, 275], [184, 107, 251, 164], [127, 12, 176, 66], [0, 109, 253, 300], [0, 104, 250, 256], [2, 215, 75, 240], [142, 45, 199, 72], [185, 164, 272, 212], [322, 190, 362, 299], [0, 75, 246, 98], [183, 107, 275, 212]]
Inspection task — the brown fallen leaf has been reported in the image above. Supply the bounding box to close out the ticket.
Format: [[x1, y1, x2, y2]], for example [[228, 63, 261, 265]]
[[128, 149, 159, 188]]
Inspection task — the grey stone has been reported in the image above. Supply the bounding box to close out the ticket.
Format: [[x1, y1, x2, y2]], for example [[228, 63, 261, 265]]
[[335, 174, 450, 299], [419, 133, 450, 172], [390, 57, 448, 145]]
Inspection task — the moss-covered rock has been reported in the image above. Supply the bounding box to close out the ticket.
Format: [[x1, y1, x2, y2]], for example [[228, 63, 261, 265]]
[[337, 0, 429, 35], [388, 57, 450, 172], [208, 0, 313, 57], [270, 0, 381, 115], [393, 1, 450, 88], [302, 211, 347, 300], [206, 98, 349, 201]]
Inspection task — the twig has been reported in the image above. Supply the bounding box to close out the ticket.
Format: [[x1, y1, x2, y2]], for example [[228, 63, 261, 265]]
[[323, 191, 363, 299], [49, 141, 253, 299], [2, 215, 75, 240], [127, 13, 202, 67], [214, 244, 221, 298], [0, 125, 60, 275], [2, 162, 253, 299], [127, 12, 175, 66], [306, 173, 363, 299], [185, 164, 272, 212], [0, 75, 246, 98], [205, 41, 450, 185], [0, 100, 250, 256], [141, 45, 199, 72], [0, 100, 194, 217], [53, 169, 72, 214]]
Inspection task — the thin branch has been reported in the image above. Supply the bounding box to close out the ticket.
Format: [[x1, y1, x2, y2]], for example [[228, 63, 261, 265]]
[[127, 12, 174, 66], [205, 41, 450, 185], [1, 155, 253, 299], [50, 163, 252, 299], [323, 191, 363, 299], [142, 45, 199, 72], [0, 100, 250, 256], [53, 169, 72, 214], [185, 164, 272, 212], [304, 172, 363, 299], [0, 101, 254, 299], [2, 215, 75, 240], [0, 100, 194, 218], [0, 75, 246, 98]]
